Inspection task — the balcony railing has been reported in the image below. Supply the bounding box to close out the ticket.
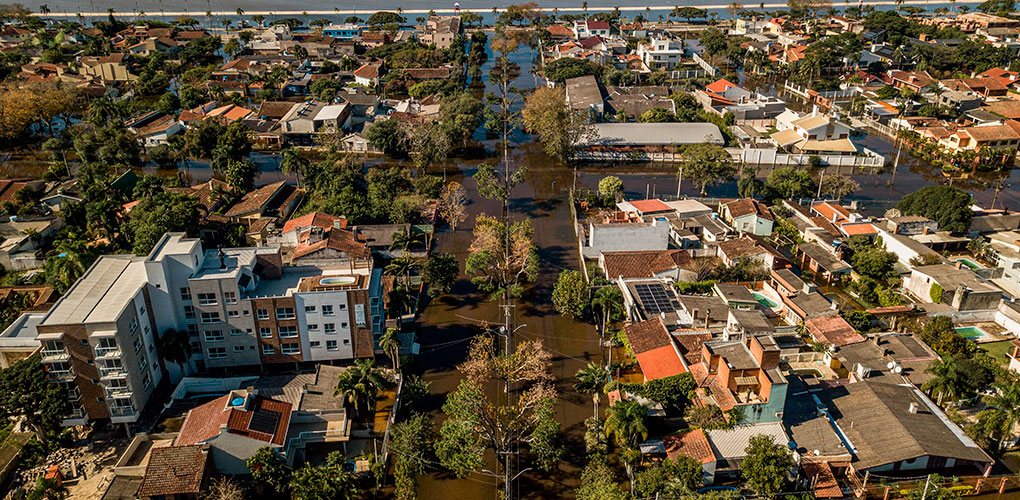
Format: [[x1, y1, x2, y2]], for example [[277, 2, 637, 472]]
[[67, 387, 81, 402], [94, 346, 122, 358], [40, 349, 70, 363], [99, 366, 127, 379], [104, 386, 132, 399], [47, 368, 75, 382], [66, 406, 86, 419], [109, 406, 137, 417]]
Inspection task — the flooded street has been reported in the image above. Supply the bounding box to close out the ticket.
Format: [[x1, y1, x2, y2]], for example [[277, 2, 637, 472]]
[[414, 144, 598, 500]]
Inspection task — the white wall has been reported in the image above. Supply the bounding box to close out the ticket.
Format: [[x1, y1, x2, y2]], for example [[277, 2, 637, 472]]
[[295, 290, 355, 361]]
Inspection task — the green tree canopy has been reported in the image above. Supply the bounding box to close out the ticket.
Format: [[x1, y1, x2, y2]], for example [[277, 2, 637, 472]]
[[897, 185, 973, 233], [740, 434, 793, 498], [552, 269, 588, 319]]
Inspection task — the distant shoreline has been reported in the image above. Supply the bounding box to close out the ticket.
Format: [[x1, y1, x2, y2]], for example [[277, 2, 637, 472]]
[[34, 1, 983, 17]]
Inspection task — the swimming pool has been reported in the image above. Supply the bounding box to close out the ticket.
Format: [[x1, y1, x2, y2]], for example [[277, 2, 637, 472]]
[[320, 276, 357, 286], [752, 292, 778, 308], [955, 258, 983, 270], [955, 326, 989, 340]]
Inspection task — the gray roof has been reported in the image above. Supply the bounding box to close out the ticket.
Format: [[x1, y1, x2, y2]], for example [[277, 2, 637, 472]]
[[823, 380, 992, 470], [706, 422, 789, 461], [799, 242, 851, 274], [565, 75, 603, 111], [42, 255, 147, 326], [715, 283, 757, 304], [0, 312, 45, 348], [581, 122, 725, 146]]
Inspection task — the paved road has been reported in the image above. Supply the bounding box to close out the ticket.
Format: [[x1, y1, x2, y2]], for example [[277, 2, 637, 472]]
[[415, 147, 600, 500]]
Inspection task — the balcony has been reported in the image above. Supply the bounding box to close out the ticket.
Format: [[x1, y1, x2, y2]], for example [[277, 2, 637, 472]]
[[67, 386, 81, 402], [40, 349, 70, 363], [61, 405, 87, 426], [109, 406, 137, 418], [104, 385, 133, 399], [99, 366, 128, 380], [94, 346, 122, 359], [47, 368, 75, 382]]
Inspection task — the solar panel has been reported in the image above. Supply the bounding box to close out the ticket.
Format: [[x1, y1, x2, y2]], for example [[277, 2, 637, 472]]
[[248, 408, 281, 435], [633, 283, 679, 314]]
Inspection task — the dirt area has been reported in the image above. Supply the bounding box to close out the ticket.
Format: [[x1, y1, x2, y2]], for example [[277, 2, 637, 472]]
[[9, 428, 131, 500]]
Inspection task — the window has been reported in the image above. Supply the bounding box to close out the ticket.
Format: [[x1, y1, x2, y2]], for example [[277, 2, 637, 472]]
[[204, 330, 224, 342], [343, 339, 350, 345], [256, 309, 269, 320], [208, 347, 227, 359], [133, 337, 142, 353], [243, 310, 250, 317], [261, 344, 275, 355], [190, 341, 201, 350], [200, 312, 221, 324], [310, 341, 321, 348], [233, 345, 246, 353], [276, 307, 295, 320], [281, 343, 300, 355], [148, 342, 155, 353], [341, 322, 348, 329], [305, 305, 317, 313], [138, 355, 147, 372], [230, 328, 244, 336], [129, 318, 138, 333], [187, 324, 198, 335], [139, 305, 146, 316], [80, 339, 88, 346], [322, 305, 334, 316], [338, 304, 346, 311], [224, 291, 237, 304], [228, 310, 240, 318], [142, 373, 151, 390], [180, 287, 191, 300], [259, 328, 273, 339], [279, 326, 298, 338], [326, 340, 338, 351], [197, 293, 217, 306], [324, 323, 336, 334], [308, 323, 319, 331]]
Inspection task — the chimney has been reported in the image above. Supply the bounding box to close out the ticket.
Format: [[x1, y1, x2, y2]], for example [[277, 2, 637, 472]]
[[922, 225, 931, 235], [955, 260, 964, 269], [908, 402, 919, 414]]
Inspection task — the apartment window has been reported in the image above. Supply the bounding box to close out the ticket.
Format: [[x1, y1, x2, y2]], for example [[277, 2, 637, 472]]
[[326, 340, 338, 351], [129, 318, 138, 333], [187, 324, 198, 335], [281, 343, 300, 355], [204, 330, 224, 342], [243, 310, 250, 316], [142, 373, 151, 390], [197, 293, 217, 306], [341, 322, 348, 329], [308, 323, 319, 331], [200, 312, 221, 324], [279, 326, 298, 338], [180, 287, 191, 300], [305, 305, 317, 313], [276, 307, 295, 320], [259, 328, 273, 339], [324, 323, 336, 334], [338, 304, 346, 311], [137, 356, 147, 372], [208, 347, 227, 359], [133, 337, 142, 353], [230, 328, 244, 336], [228, 310, 240, 318], [139, 305, 146, 316], [224, 291, 237, 305], [261, 344, 275, 355], [143, 325, 150, 335], [149, 342, 155, 353], [310, 341, 321, 348], [322, 305, 334, 316], [190, 341, 201, 351], [233, 345, 246, 353], [80, 339, 88, 346], [256, 309, 269, 320], [343, 339, 350, 346]]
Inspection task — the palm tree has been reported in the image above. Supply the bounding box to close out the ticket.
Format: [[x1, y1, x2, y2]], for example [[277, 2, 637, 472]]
[[334, 359, 388, 417], [985, 380, 1020, 451], [252, 14, 264, 26], [279, 147, 309, 187], [575, 363, 609, 419], [591, 286, 622, 339], [922, 357, 968, 405], [157, 329, 193, 377], [604, 400, 648, 492], [385, 257, 419, 292], [379, 328, 402, 371], [389, 230, 422, 257]]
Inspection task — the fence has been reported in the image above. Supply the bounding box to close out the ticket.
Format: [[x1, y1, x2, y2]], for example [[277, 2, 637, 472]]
[[854, 473, 1020, 500], [739, 147, 887, 167], [690, 51, 719, 77]]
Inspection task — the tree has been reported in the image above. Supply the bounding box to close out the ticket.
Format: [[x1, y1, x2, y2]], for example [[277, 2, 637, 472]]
[[576, 456, 628, 500], [391, 413, 434, 500], [923, 357, 969, 405], [552, 269, 588, 319], [598, 175, 623, 201], [439, 92, 485, 148], [604, 400, 648, 489], [521, 86, 592, 163], [423, 253, 458, 297], [409, 121, 451, 173], [436, 336, 560, 485], [982, 379, 1020, 451], [766, 166, 816, 199], [280, 147, 309, 187], [157, 329, 193, 375], [543, 57, 599, 82], [379, 327, 402, 371], [0, 354, 69, 443], [634, 453, 705, 498], [575, 362, 609, 419], [819, 174, 859, 200], [290, 464, 357, 500], [740, 434, 793, 498], [738, 166, 766, 199], [126, 192, 200, 256], [639, 107, 678, 123], [438, 182, 468, 231], [465, 215, 539, 299], [897, 185, 973, 233], [366, 119, 407, 155], [680, 143, 737, 195], [591, 286, 623, 338], [246, 447, 289, 492], [201, 478, 245, 500], [333, 359, 388, 416]]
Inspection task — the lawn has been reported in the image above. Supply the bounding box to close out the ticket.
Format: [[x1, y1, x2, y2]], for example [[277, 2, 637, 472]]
[[979, 340, 1013, 367]]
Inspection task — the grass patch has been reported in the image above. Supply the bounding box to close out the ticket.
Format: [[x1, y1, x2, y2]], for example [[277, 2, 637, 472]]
[[979, 340, 1013, 366]]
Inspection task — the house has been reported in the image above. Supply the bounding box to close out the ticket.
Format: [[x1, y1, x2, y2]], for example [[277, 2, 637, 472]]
[[599, 249, 698, 282], [663, 429, 716, 484], [80, 53, 136, 82], [804, 315, 864, 348], [781, 291, 835, 324], [720, 199, 773, 236], [695, 79, 786, 121], [136, 445, 213, 500], [770, 268, 811, 297], [836, 333, 939, 386], [796, 242, 851, 284], [689, 335, 788, 424], [714, 283, 758, 311], [565, 75, 605, 115], [224, 181, 304, 223], [418, 15, 461, 49], [322, 23, 363, 39], [820, 379, 993, 475], [938, 120, 1020, 153], [0, 312, 45, 369], [577, 123, 724, 150], [773, 109, 855, 155], [604, 86, 675, 120], [725, 309, 773, 339], [175, 390, 291, 474], [623, 317, 690, 381], [573, 19, 611, 39], [905, 263, 1002, 311], [715, 236, 780, 269], [281, 213, 371, 267], [125, 112, 183, 146], [637, 37, 686, 70], [890, 70, 936, 92], [0, 216, 64, 271], [279, 101, 353, 144], [360, 31, 391, 48], [579, 213, 669, 259], [353, 62, 383, 87], [886, 215, 938, 235]]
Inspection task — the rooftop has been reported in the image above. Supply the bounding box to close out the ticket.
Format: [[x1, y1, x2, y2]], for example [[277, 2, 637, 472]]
[[41, 255, 148, 326], [581, 123, 725, 146]]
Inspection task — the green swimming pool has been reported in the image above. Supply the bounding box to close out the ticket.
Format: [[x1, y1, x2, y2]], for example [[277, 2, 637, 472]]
[[955, 326, 989, 340], [955, 258, 983, 270], [752, 292, 779, 308]]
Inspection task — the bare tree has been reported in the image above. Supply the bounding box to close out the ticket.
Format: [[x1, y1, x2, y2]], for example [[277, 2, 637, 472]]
[[438, 181, 468, 231]]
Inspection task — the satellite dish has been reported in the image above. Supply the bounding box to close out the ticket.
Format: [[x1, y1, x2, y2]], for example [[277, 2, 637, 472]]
[[885, 208, 902, 219], [887, 361, 896, 369], [894, 366, 903, 374], [814, 449, 821, 457]]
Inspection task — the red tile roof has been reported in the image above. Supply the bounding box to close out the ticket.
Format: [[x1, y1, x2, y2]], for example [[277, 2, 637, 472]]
[[176, 394, 292, 447], [546, 25, 573, 37], [353, 63, 381, 79], [805, 315, 864, 347], [624, 318, 672, 354], [628, 198, 672, 214], [636, 345, 687, 380], [802, 462, 842, 498], [726, 198, 773, 221], [225, 181, 286, 218], [812, 202, 850, 223], [282, 211, 347, 234], [841, 223, 877, 236], [601, 249, 695, 279], [292, 225, 369, 260], [706, 78, 744, 94], [583, 20, 610, 30], [137, 445, 210, 497], [663, 428, 715, 464]]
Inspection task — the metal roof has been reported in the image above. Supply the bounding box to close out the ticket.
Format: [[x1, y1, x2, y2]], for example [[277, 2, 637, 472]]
[[581, 123, 725, 146], [706, 422, 790, 460], [42, 255, 146, 326]]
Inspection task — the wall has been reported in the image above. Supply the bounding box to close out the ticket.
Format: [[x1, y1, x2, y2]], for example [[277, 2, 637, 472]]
[[294, 290, 356, 361], [252, 297, 304, 364], [585, 222, 669, 258], [739, 148, 886, 167]]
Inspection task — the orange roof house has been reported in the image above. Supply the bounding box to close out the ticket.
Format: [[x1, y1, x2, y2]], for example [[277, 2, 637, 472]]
[[623, 318, 690, 381]]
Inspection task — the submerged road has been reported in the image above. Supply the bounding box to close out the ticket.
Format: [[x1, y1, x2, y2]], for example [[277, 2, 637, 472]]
[[415, 145, 599, 500]]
